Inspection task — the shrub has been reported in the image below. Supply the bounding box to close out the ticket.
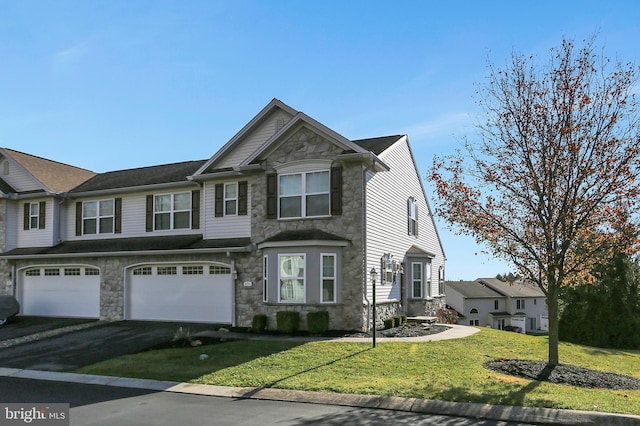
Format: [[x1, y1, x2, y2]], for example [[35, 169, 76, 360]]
[[384, 317, 395, 329], [307, 311, 330, 334], [251, 314, 268, 333], [276, 311, 300, 334], [436, 307, 458, 324]]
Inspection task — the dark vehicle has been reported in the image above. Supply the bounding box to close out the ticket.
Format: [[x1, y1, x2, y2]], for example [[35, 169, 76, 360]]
[[0, 296, 19, 325]]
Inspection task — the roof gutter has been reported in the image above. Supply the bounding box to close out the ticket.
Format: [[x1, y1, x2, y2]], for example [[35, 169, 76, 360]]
[[338, 152, 390, 172], [67, 181, 200, 199], [0, 245, 253, 260]]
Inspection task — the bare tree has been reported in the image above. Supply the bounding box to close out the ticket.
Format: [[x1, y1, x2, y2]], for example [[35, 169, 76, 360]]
[[430, 36, 640, 365]]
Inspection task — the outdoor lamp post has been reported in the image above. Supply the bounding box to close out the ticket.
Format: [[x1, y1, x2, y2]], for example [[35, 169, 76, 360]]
[[370, 267, 377, 348]]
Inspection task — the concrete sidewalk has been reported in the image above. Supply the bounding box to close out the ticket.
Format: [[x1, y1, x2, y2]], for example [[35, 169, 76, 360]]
[[0, 367, 638, 425]]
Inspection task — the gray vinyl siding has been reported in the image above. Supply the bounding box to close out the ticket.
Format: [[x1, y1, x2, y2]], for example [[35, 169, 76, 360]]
[[365, 137, 445, 302], [203, 180, 251, 239], [1, 161, 42, 192], [64, 190, 201, 240], [216, 110, 294, 169]]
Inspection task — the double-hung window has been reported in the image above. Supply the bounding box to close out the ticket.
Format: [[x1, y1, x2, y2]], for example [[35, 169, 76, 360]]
[[24, 201, 46, 230], [29, 203, 40, 229], [279, 171, 330, 218], [279, 254, 305, 302], [516, 299, 526, 310], [411, 262, 422, 298], [83, 200, 114, 234], [263, 255, 268, 303], [408, 197, 418, 236], [321, 254, 336, 303], [224, 183, 237, 215], [155, 192, 190, 230]]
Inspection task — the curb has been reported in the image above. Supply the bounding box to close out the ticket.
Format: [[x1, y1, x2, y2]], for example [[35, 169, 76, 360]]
[[1, 368, 638, 425]]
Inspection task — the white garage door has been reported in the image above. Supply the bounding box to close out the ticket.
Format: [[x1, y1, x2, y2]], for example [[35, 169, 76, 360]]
[[20, 266, 100, 318], [126, 263, 233, 323]]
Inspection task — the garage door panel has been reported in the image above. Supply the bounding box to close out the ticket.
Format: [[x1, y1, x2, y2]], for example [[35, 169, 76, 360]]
[[127, 265, 232, 323], [21, 269, 100, 318]]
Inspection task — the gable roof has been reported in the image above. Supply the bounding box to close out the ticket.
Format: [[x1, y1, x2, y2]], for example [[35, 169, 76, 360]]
[[1, 148, 96, 193], [478, 278, 545, 298], [0, 177, 16, 194], [70, 160, 207, 193], [445, 281, 505, 299]]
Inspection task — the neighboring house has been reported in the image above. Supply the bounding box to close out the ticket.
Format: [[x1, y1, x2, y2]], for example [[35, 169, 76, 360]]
[[0, 99, 446, 331], [445, 278, 548, 333]]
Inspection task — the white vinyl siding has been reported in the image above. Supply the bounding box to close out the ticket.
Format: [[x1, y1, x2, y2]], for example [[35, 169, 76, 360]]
[[1, 161, 42, 192], [203, 180, 251, 239], [365, 137, 445, 302], [17, 199, 55, 248], [216, 110, 294, 169], [65, 191, 202, 241]]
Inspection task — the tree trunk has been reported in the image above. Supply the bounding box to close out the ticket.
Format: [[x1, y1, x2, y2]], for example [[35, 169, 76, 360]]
[[547, 284, 560, 366]]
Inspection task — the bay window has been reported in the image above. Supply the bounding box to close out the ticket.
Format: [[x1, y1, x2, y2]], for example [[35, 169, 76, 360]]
[[279, 254, 306, 302]]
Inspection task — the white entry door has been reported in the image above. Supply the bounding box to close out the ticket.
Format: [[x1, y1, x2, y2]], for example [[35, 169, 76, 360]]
[[20, 266, 100, 318], [126, 263, 233, 323]]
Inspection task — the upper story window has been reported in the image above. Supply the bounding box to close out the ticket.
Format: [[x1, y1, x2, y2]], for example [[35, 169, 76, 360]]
[[408, 197, 418, 236], [266, 163, 342, 220], [516, 299, 526, 310], [82, 200, 114, 234], [155, 192, 190, 230], [215, 182, 247, 217], [23, 201, 46, 230], [225, 183, 238, 215], [280, 170, 330, 218]]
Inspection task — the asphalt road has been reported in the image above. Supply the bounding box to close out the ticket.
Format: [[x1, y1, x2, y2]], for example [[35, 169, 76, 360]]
[[0, 377, 535, 426]]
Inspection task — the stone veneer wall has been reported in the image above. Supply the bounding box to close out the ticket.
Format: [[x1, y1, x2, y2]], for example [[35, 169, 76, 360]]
[[240, 127, 367, 331], [0, 199, 11, 296], [406, 296, 446, 318]]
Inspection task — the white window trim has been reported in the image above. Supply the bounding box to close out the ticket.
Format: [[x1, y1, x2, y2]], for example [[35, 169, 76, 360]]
[[277, 253, 306, 303], [411, 262, 422, 298], [82, 199, 115, 235], [263, 255, 268, 303], [320, 253, 336, 304], [224, 182, 238, 216], [29, 202, 40, 229], [154, 192, 191, 230], [278, 170, 330, 219]]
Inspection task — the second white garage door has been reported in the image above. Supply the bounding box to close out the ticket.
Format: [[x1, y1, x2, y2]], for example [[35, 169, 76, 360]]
[[126, 263, 233, 323]]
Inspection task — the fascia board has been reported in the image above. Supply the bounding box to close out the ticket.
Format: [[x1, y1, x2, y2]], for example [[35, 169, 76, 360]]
[[193, 99, 298, 176], [67, 181, 200, 199]]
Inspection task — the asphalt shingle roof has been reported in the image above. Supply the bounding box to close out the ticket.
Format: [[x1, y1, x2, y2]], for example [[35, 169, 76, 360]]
[[351, 135, 404, 155], [71, 160, 207, 192], [445, 281, 505, 299]]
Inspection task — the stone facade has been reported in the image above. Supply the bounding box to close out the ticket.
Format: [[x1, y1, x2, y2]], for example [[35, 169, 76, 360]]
[[406, 296, 447, 318], [237, 127, 367, 331]]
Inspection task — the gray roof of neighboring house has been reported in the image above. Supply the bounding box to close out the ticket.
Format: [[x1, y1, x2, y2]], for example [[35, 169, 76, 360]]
[[70, 160, 207, 193], [478, 278, 545, 298], [445, 281, 505, 299], [351, 135, 403, 155]]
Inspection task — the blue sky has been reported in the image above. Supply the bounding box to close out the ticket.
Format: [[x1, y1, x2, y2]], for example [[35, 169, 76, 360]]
[[1, 0, 639, 280]]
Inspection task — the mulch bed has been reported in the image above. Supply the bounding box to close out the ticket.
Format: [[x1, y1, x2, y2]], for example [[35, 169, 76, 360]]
[[485, 359, 640, 390]]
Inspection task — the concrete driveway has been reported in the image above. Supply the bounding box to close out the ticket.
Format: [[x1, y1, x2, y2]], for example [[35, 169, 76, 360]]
[[0, 319, 221, 372]]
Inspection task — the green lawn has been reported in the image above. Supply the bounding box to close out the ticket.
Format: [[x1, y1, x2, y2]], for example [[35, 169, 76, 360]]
[[75, 328, 640, 415]]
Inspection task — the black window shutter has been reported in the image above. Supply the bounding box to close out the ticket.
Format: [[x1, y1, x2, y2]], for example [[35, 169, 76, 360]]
[[330, 167, 342, 216], [415, 203, 418, 236], [191, 190, 200, 229], [38, 201, 46, 229], [266, 173, 277, 219], [214, 184, 224, 217], [145, 195, 154, 232], [23, 203, 29, 230], [238, 181, 248, 216], [75, 202, 83, 236], [407, 198, 411, 235], [114, 198, 122, 234]]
